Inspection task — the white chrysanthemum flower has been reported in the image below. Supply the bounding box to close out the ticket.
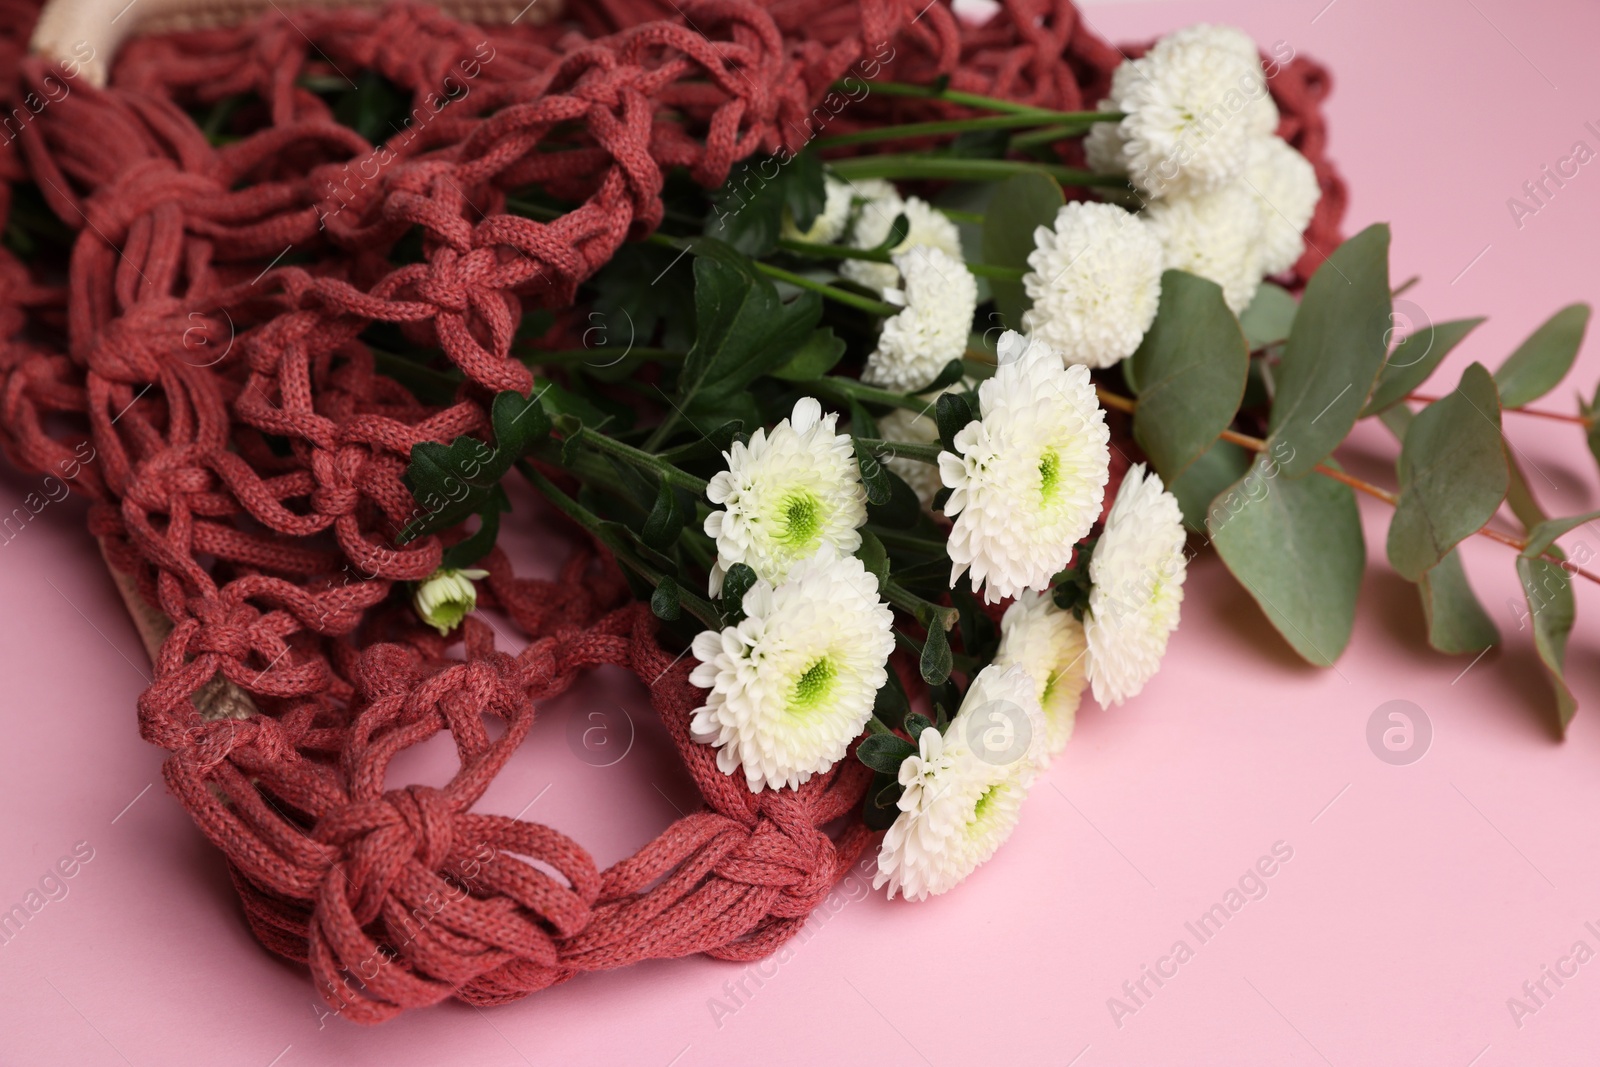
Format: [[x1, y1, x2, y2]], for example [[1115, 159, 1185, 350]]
[[1144, 182, 1264, 312], [1021, 202, 1165, 368], [781, 173, 853, 244], [1085, 463, 1187, 706], [842, 193, 963, 293], [863, 247, 977, 392], [874, 665, 1046, 901], [1086, 24, 1277, 197], [690, 546, 895, 792], [704, 397, 866, 596], [413, 567, 488, 635], [940, 331, 1110, 604], [993, 590, 1090, 756], [1243, 135, 1320, 276]]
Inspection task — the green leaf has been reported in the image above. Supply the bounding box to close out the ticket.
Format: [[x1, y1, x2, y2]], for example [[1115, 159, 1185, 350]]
[[862, 771, 904, 831], [1493, 303, 1591, 408], [591, 242, 696, 352], [400, 388, 551, 543], [920, 621, 953, 685], [718, 563, 759, 625], [1268, 223, 1392, 478], [677, 249, 822, 416], [650, 577, 682, 621], [440, 507, 503, 570], [1523, 509, 1600, 559], [865, 466, 923, 529], [857, 530, 890, 587], [935, 391, 975, 452], [1361, 317, 1486, 416], [857, 733, 917, 774], [1582, 385, 1600, 474], [707, 155, 791, 256], [1209, 454, 1366, 665], [1238, 282, 1297, 350], [903, 712, 935, 744], [855, 439, 893, 506], [783, 149, 826, 233], [769, 327, 846, 381], [912, 358, 966, 395], [873, 665, 910, 729], [641, 481, 686, 551], [1129, 270, 1249, 480], [980, 169, 1064, 329], [1517, 555, 1578, 733], [1386, 363, 1508, 581], [1418, 549, 1498, 654], [1167, 438, 1251, 533]]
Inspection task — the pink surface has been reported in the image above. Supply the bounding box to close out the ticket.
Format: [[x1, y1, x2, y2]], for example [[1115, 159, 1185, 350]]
[[4, 0, 1600, 1063]]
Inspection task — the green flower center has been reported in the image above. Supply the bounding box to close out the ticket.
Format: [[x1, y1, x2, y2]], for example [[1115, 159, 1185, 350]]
[[776, 490, 823, 548], [789, 656, 837, 714], [972, 783, 1001, 824], [1038, 449, 1061, 504]]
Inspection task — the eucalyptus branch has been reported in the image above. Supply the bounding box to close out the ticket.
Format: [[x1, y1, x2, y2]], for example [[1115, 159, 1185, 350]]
[[1406, 393, 1593, 426], [1094, 386, 1600, 587]]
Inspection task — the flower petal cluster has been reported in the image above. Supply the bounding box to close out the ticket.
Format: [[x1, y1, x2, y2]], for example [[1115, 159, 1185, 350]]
[[781, 173, 854, 244], [704, 397, 866, 596], [993, 590, 1090, 756], [874, 665, 1046, 900], [1021, 202, 1165, 368], [690, 547, 895, 792], [841, 187, 963, 294], [413, 568, 489, 635], [940, 331, 1110, 603], [1085, 463, 1188, 706], [864, 246, 978, 391]]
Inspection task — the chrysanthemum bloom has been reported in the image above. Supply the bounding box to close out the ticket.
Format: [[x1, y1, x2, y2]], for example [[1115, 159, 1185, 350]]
[[842, 192, 964, 294], [1144, 181, 1264, 312], [689, 546, 895, 792], [1243, 135, 1321, 276], [993, 589, 1090, 756], [1085, 463, 1188, 706], [413, 567, 489, 635], [940, 331, 1110, 603], [874, 665, 1047, 901], [1021, 202, 1165, 368], [1084, 23, 1277, 198], [877, 401, 944, 509], [863, 246, 978, 392], [704, 397, 866, 596], [781, 173, 853, 244]]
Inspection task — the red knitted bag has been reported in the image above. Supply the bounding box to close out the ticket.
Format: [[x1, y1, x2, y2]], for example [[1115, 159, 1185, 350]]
[[0, 0, 1344, 1021]]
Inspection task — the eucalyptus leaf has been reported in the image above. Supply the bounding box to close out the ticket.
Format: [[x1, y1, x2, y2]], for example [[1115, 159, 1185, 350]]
[[1386, 363, 1508, 581], [1129, 270, 1249, 479], [1493, 303, 1591, 408], [1167, 438, 1251, 533], [980, 170, 1064, 329], [1209, 454, 1366, 665], [1268, 223, 1392, 477], [1418, 550, 1498, 654], [1238, 282, 1297, 350], [1362, 317, 1486, 416], [1517, 555, 1578, 733]]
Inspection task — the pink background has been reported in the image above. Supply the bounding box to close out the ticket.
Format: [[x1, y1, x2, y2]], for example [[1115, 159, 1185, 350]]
[[4, 0, 1600, 1063]]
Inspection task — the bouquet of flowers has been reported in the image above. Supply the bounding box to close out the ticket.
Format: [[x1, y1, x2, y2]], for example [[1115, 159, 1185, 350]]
[[386, 22, 1595, 901]]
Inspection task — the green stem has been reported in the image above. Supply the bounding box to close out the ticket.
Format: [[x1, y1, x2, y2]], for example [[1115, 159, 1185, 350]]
[[754, 262, 900, 317], [517, 462, 720, 629], [828, 154, 1126, 189], [856, 437, 944, 464], [814, 377, 936, 415], [813, 111, 1117, 149], [940, 208, 984, 225], [869, 527, 949, 554], [884, 580, 958, 629], [847, 80, 1119, 121], [777, 237, 1023, 280], [567, 426, 710, 496]]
